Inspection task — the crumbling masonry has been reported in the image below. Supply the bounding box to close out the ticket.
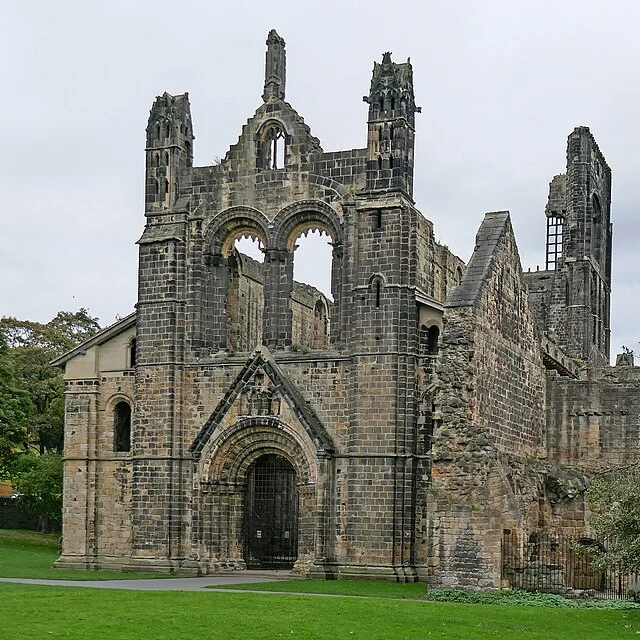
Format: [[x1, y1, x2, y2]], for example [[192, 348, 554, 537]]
[[54, 31, 640, 586]]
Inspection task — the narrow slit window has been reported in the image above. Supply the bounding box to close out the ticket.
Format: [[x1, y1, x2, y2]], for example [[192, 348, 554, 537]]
[[129, 338, 137, 368], [374, 279, 382, 307], [114, 402, 131, 452]]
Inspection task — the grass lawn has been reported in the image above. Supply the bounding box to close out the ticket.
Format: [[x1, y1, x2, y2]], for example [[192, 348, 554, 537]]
[[0, 530, 164, 580], [210, 578, 426, 599], [1, 583, 639, 639]]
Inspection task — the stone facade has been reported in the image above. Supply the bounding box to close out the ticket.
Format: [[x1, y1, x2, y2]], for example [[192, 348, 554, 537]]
[[54, 31, 640, 586]]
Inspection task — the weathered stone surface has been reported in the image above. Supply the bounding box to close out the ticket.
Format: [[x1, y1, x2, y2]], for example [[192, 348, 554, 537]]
[[53, 31, 640, 588]]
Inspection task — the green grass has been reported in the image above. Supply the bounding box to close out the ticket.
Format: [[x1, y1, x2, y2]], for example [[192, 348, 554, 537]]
[[213, 579, 639, 609], [0, 529, 165, 580], [1, 583, 639, 639], [210, 578, 426, 598]]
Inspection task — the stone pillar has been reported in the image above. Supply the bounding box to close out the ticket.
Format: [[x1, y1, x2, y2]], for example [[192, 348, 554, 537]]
[[263, 248, 294, 348], [203, 253, 229, 352], [330, 244, 344, 348]]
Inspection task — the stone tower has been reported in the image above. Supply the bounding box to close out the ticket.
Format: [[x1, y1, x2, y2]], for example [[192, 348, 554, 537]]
[[527, 127, 612, 367], [364, 52, 420, 196]]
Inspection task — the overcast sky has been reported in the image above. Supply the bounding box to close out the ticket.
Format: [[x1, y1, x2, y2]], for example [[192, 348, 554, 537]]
[[2, 1, 639, 361]]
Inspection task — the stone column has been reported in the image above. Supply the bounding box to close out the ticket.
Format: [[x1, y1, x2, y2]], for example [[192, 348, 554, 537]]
[[263, 248, 294, 348]]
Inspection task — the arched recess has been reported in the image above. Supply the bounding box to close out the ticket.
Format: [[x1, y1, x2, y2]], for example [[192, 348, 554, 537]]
[[195, 421, 318, 570], [256, 119, 289, 170], [267, 200, 344, 349], [107, 395, 133, 453], [313, 298, 329, 349], [201, 207, 270, 354]]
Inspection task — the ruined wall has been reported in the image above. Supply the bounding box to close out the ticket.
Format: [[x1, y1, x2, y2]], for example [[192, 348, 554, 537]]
[[546, 364, 640, 471], [429, 212, 547, 588], [414, 214, 465, 302]]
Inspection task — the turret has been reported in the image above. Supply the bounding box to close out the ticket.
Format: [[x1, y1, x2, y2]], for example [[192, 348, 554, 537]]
[[363, 52, 420, 196], [145, 92, 193, 210]]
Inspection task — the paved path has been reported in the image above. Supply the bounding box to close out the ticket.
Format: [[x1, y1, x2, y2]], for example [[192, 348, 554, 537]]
[[0, 571, 296, 591]]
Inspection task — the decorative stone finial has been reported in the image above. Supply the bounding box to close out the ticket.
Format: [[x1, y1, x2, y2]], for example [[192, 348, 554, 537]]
[[263, 29, 286, 102]]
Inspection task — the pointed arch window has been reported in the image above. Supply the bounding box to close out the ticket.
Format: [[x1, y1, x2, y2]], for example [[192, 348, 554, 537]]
[[257, 122, 286, 170]]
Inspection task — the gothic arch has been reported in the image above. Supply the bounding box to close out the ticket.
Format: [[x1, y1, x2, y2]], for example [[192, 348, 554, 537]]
[[203, 206, 270, 257], [255, 118, 291, 170], [273, 200, 343, 250]]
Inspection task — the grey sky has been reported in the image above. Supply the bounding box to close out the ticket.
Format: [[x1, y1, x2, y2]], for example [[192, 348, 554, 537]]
[[2, 1, 638, 360]]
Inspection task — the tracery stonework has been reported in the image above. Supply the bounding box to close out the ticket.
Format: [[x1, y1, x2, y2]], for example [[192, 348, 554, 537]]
[[53, 31, 640, 586]]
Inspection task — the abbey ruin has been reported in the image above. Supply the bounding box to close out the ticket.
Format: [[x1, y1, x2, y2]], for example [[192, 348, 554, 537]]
[[53, 31, 640, 587]]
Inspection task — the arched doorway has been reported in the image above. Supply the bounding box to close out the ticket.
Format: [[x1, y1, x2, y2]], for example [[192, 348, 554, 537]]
[[244, 453, 299, 568]]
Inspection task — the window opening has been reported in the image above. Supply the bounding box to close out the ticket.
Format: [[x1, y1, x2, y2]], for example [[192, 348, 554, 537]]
[[164, 179, 169, 196], [374, 278, 382, 307], [378, 155, 383, 170], [375, 210, 383, 230], [164, 151, 169, 165], [427, 326, 439, 355], [234, 236, 264, 263], [292, 229, 333, 300], [545, 215, 564, 270], [129, 338, 137, 368], [258, 124, 286, 170], [114, 401, 131, 452]]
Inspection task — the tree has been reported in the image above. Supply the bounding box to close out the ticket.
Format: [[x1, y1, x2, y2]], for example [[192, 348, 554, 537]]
[[10, 453, 63, 532], [0, 333, 32, 473], [0, 309, 100, 454], [586, 465, 640, 573]]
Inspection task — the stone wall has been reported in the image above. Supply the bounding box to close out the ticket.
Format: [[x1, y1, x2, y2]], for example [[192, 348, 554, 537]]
[[546, 364, 640, 471], [430, 212, 547, 588]]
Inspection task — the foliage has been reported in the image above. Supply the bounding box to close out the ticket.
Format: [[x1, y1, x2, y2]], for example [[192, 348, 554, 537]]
[[0, 585, 637, 640], [586, 466, 640, 573], [425, 588, 639, 609], [629, 582, 640, 604], [10, 454, 63, 531], [0, 333, 32, 472], [0, 309, 100, 454]]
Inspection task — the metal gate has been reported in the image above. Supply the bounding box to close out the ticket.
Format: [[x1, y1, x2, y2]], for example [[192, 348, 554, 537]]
[[244, 454, 299, 569]]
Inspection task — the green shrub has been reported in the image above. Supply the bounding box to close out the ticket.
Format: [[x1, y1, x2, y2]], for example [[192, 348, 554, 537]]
[[425, 588, 640, 609], [628, 582, 640, 603]]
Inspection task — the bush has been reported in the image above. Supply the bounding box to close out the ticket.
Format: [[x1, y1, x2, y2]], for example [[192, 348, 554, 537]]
[[425, 588, 640, 609], [628, 582, 640, 604], [10, 453, 62, 532]]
